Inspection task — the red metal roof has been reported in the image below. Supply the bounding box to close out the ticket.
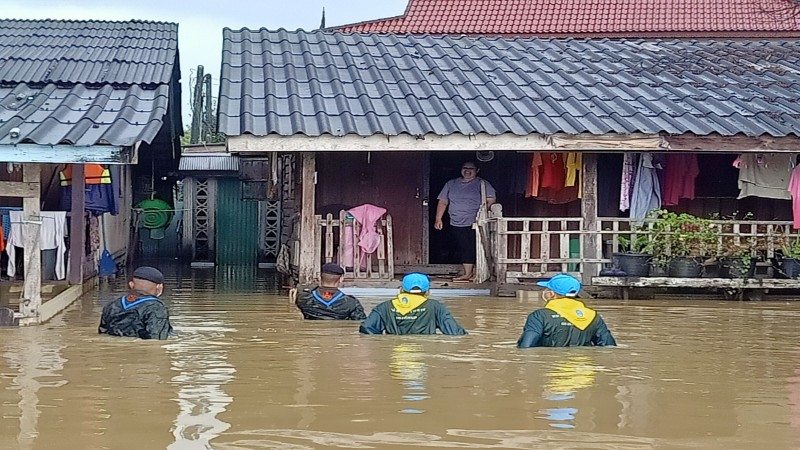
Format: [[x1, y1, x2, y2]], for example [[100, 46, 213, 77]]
[[335, 0, 800, 36]]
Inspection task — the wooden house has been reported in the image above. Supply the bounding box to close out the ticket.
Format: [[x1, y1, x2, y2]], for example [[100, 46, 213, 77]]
[[217, 29, 800, 291], [0, 19, 182, 322]]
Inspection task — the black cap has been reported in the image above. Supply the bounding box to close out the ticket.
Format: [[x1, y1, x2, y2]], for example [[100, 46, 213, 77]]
[[321, 263, 344, 276], [132, 266, 165, 284]]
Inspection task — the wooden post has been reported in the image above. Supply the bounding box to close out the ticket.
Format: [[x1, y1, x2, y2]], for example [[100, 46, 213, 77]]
[[298, 152, 316, 285], [581, 153, 599, 285], [68, 164, 86, 285], [20, 164, 41, 318]]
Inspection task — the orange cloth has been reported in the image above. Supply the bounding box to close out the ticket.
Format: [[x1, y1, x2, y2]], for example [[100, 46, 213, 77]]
[[526, 153, 543, 197], [60, 164, 111, 185], [0, 225, 4, 253]]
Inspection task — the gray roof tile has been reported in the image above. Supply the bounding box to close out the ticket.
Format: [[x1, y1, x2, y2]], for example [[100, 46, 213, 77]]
[[0, 19, 177, 85], [0, 83, 169, 146], [0, 19, 178, 146], [219, 29, 800, 138]]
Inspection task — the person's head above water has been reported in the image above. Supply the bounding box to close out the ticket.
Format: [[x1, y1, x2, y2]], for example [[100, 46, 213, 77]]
[[537, 274, 581, 300], [401, 272, 431, 294], [320, 263, 345, 287], [129, 266, 165, 297]]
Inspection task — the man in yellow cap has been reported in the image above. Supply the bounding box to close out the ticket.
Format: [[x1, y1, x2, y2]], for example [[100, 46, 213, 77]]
[[517, 274, 616, 348], [359, 273, 467, 335]]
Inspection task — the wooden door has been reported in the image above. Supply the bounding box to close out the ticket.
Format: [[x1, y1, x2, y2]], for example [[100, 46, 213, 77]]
[[317, 152, 427, 265]]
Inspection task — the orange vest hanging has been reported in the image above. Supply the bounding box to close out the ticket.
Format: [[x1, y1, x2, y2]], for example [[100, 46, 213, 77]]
[[59, 164, 111, 186]]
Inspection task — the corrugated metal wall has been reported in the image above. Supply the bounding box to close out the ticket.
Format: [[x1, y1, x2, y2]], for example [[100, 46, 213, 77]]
[[215, 177, 258, 265]]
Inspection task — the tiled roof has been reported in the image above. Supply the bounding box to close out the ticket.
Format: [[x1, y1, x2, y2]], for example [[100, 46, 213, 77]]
[[219, 29, 800, 138], [334, 0, 800, 35], [0, 19, 178, 146]]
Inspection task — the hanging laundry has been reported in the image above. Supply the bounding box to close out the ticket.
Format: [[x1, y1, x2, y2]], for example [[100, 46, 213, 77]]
[[564, 153, 581, 187], [540, 153, 566, 189], [526, 153, 543, 197], [564, 152, 582, 198], [347, 204, 388, 269], [619, 153, 638, 212], [60, 164, 119, 215], [789, 164, 800, 229], [737, 153, 793, 200], [6, 211, 68, 280], [536, 185, 579, 204], [662, 153, 700, 206], [629, 153, 662, 223]]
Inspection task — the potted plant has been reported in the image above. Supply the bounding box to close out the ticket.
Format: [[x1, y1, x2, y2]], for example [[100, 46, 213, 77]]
[[614, 233, 652, 277], [780, 237, 800, 279], [648, 210, 717, 278], [718, 235, 757, 279]]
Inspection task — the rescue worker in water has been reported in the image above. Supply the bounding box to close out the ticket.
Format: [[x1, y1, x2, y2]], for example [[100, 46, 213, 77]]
[[359, 273, 467, 335], [517, 274, 616, 348], [98, 266, 173, 340], [295, 263, 366, 320]]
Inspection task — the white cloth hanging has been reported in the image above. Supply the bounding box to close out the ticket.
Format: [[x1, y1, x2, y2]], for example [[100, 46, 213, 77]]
[[6, 211, 68, 280]]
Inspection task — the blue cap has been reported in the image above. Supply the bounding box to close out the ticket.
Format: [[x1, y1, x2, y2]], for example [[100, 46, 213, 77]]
[[537, 274, 581, 297], [402, 273, 430, 293]]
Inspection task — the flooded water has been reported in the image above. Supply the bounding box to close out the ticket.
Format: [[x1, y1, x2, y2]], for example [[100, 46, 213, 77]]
[[1, 268, 799, 449]]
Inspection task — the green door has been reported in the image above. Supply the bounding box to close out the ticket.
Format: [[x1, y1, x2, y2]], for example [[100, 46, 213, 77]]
[[216, 177, 259, 265]]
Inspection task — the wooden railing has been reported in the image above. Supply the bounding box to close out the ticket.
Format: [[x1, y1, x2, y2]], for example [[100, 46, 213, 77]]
[[492, 216, 800, 284], [493, 217, 586, 282], [315, 211, 394, 280]]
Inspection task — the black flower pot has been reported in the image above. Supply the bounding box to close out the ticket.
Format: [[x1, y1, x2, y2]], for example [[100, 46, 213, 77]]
[[668, 256, 702, 278], [612, 253, 651, 277], [780, 258, 800, 279]]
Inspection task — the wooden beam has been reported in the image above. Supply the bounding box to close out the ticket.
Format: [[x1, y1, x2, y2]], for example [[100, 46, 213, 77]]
[[298, 152, 317, 285], [581, 153, 599, 286], [0, 144, 130, 163], [68, 164, 86, 285], [666, 134, 800, 153], [0, 181, 39, 198], [229, 133, 551, 153], [20, 164, 41, 318], [229, 133, 800, 154]]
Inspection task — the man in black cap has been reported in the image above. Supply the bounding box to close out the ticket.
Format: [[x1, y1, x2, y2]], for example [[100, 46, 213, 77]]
[[295, 263, 366, 320], [99, 266, 173, 340]]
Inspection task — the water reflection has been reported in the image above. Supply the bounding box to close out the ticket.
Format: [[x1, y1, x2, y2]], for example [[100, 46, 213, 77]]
[[539, 356, 598, 429], [0, 324, 67, 449], [166, 316, 236, 449], [389, 343, 429, 414]]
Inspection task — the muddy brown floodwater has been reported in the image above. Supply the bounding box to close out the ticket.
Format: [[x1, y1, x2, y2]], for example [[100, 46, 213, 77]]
[[1, 268, 799, 449]]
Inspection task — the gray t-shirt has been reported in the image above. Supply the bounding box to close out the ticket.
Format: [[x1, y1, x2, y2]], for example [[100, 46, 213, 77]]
[[437, 177, 496, 227]]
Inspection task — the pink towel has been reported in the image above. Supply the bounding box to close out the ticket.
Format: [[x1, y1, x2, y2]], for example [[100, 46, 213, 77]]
[[347, 204, 387, 267]]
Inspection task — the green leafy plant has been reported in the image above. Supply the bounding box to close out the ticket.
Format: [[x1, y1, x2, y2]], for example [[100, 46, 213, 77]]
[[781, 236, 800, 260], [647, 209, 717, 264], [616, 234, 651, 254]]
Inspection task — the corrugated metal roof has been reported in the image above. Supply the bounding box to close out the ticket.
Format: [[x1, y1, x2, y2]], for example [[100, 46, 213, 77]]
[[179, 153, 240, 172], [334, 0, 800, 36], [218, 29, 800, 138], [0, 19, 179, 147]]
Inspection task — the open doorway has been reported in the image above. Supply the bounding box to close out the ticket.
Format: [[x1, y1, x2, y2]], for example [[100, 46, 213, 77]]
[[428, 151, 514, 264]]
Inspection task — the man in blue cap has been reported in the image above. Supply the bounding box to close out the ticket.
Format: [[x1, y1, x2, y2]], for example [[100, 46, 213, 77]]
[[359, 273, 467, 335], [295, 263, 366, 320], [99, 266, 173, 340], [517, 274, 616, 348]]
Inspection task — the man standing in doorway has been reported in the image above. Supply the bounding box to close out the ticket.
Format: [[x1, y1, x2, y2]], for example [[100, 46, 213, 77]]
[[434, 161, 496, 282]]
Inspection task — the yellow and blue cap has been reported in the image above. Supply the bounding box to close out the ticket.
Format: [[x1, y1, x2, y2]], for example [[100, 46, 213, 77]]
[[402, 272, 430, 293], [537, 274, 581, 297]]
